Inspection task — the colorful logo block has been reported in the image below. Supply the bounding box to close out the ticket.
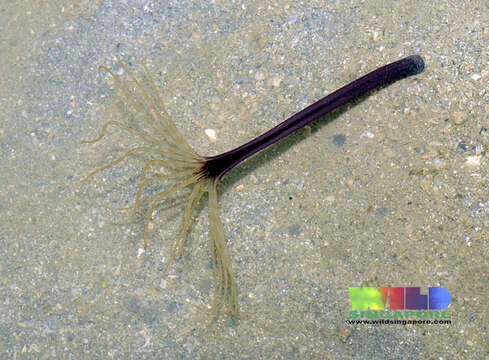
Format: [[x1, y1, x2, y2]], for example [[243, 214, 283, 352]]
[[348, 287, 451, 310]]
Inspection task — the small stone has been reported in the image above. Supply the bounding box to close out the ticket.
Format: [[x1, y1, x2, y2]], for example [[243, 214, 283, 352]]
[[465, 155, 481, 167], [338, 327, 351, 342], [451, 110, 468, 125], [287, 14, 298, 24], [205, 128, 217, 142], [271, 76, 282, 87], [449, 102, 469, 125], [361, 131, 375, 138]]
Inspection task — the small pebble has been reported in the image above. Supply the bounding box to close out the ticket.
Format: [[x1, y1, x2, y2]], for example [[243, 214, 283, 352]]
[[271, 77, 282, 87], [361, 131, 375, 138], [465, 155, 481, 167], [337, 327, 351, 342], [451, 110, 468, 125], [205, 128, 217, 142], [287, 14, 298, 24]]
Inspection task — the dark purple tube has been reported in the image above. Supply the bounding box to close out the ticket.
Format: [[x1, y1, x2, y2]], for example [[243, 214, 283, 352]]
[[202, 55, 425, 180]]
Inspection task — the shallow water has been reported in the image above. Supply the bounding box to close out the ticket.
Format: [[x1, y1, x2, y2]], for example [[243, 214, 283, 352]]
[[1, 0, 488, 358]]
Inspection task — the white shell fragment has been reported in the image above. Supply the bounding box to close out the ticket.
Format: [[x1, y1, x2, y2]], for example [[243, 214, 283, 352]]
[[465, 155, 481, 167], [470, 73, 481, 81], [205, 128, 217, 142]]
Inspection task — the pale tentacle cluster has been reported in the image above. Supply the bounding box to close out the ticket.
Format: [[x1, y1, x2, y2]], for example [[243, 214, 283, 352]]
[[82, 60, 238, 315]]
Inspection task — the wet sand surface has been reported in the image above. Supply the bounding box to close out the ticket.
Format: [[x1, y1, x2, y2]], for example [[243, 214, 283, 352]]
[[1, 1, 487, 358]]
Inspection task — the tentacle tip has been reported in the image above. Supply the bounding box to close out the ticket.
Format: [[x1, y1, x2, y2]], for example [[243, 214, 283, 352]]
[[98, 64, 109, 77]]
